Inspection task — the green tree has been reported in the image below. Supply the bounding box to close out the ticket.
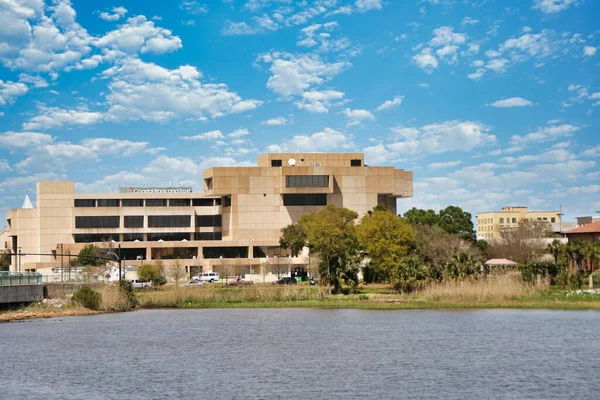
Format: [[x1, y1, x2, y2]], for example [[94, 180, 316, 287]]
[[73, 244, 107, 266], [298, 205, 360, 294], [137, 262, 166, 286], [403, 208, 439, 226], [444, 252, 480, 281], [390, 256, 431, 293], [547, 240, 567, 268], [356, 208, 415, 282], [0, 250, 11, 271], [438, 206, 476, 241], [279, 224, 307, 257]]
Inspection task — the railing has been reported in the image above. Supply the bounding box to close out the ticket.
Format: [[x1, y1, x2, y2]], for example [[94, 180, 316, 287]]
[[0, 271, 43, 285]]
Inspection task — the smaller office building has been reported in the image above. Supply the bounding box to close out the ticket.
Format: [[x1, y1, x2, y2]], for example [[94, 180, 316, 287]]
[[477, 206, 561, 241]]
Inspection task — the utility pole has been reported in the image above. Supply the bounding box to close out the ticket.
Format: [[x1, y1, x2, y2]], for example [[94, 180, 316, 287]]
[[60, 243, 64, 282], [18, 248, 21, 273], [118, 244, 122, 281]]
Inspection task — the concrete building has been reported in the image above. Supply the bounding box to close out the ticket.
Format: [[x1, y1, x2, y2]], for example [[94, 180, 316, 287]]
[[2, 153, 413, 280], [477, 206, 562, 241]]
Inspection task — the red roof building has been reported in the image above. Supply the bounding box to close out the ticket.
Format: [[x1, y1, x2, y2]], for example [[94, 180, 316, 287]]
[[565, 221, 600, 243]]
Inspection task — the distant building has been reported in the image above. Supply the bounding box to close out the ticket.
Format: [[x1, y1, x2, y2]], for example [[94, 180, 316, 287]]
[[565, 221, 600, 243], [476, 206, 561, 241], [2, 152, 413, 280]]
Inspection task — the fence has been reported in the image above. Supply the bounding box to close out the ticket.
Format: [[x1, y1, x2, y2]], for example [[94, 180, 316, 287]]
[[0, 271, 43, 286]]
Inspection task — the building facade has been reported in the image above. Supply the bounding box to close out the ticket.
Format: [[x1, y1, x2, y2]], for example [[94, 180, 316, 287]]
[[2, 153, 412, 279], [476, 206, 561, 241]]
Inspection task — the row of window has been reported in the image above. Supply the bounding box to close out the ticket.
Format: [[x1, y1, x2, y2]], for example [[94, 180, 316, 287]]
[[75, 215, 221, 228], [282, 194, 327, 206], [74, 198, 221, 208], [270, 159, 362, 167], [73, 232, 223, 243], [285, 175, 329, 188]]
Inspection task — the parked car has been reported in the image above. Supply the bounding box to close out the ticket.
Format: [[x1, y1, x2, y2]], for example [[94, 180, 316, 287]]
[[227, 278, 254, 287], [272, 277, 297, 285], [181, 280, 204, 287], [191, 272, 220, 283], [309, 277, 318, 285], [130, 280, 152, 289]]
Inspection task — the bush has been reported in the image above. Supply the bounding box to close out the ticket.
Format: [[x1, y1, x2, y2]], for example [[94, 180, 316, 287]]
[[592, 270, 600, 287], [391, 256, 431, 293], [118, 279, 138, 308], [519, 262, 558, 284], [137, 263, 167, 286], [72, 286, 101, 310], [555, 269, 584, 290]]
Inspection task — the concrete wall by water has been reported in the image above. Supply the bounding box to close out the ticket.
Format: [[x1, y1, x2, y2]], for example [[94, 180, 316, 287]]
[[0, 284, 46, 304]]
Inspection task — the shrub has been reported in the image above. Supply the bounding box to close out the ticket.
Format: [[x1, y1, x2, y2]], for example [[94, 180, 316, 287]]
[[391, 256, 431, 293], [592, 270, 600, 287], [555, 270, 584, 290], [519, 262, 558, 284], [119, 279, 138, 308], [72, 286, 101, 310], [137, 263, 167, 286]]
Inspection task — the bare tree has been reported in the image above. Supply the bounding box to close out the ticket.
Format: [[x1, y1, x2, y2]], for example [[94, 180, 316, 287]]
[[488, 220, 550, 264], [171, 258, 185, 286]]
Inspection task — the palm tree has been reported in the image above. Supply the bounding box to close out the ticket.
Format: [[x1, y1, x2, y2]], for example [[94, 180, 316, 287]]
[[592, 242, 600, 271], [566, 241, 582, 271], [547, 240, 566, 267]]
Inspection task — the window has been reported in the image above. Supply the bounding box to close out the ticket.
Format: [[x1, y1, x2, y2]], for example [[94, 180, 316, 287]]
[[122, 199, 144, 207], [203, 246, 248, 259], [214, 198, 222, 206], [271, 159, 282, 167], [97, 199, 120, 207], [196, 215, 222, 227], [223, 196, 231, 207], [75, 216, 120, 228], [543, 217, 547, 221], [283, 194, 327, 206], [147, 232, 190, 241], [119, 247, 146, 260], [74, 199, 95, 207], [350, 159, 362, 167], [146, 199, 168, 207], [205, 178, 213, 190], [252, 246, 289, 258], [512, 218, 517, 223], [499, 218, 504, 223], [124, 216, 144, 228], [151, 247, 197, 260], [74, 233, 117, 243], [194, 232, 222, 241], [193, 198, 214, 207], [123, 233, 143, 242], [551, 217, 556, 223], [285, 175, 329, 188], [169, 199, 190, 207], [148, 215, 191, 227]]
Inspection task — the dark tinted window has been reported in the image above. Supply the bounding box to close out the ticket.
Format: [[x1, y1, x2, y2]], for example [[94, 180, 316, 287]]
[[203, 246, 248, 259], [146, 199, 168, 207], [350, 159, 362, 167], [169, 199, 190, 207], [75, 216, 120, 228], [147, 232, 190, 241], [124, 216, 144, 228], [283, 194, 327, 206], [123, 233, 144, 242], [148, 215, 191, 227], [151, 247, 197, 260], [194, 232, 222, 240], [192, 198, 215, 207], [74, 233, 117, 243], [271, 159, 282, 167], [285, 175, 329, 187], [223, 196, 231, 207], [214, 198, 222, 206], [122, 199, 144, 207], [97, 199, 120, 207], [196, 215, 222, 227], [74, 199, 95, 207]]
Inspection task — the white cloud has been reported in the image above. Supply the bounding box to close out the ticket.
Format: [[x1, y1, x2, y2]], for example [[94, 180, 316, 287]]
[[179, 1, 208, 15], [295, 90, 345, 113], [375, 95, 403, 112], [510, 122, 580, 146], [583, 46, 597, 56], [79, 138, 161, 156], [490, 97, 534, 108], [0, 131, 53, 148], [0, 80, 28, 106], [296, 21, 354, 54], [99, 6, 128, 21], [267, 128, 354, 152], [227, 128, 250, 138], [428, 161, 463, 169], [257, 51, 349, 97], [342, 108, 374, 126], [102, 57, 261, 122], [413, 48, 438, 72], [533, 0, 581, 14], [23, 106, 104, 130], [261, 116, 289, 126], [461, 17, 479, 26], [180, 130, 225, 141], [0, 159, 12, 172], [355, 0, 383, 11], [429, 26, 467, 47]]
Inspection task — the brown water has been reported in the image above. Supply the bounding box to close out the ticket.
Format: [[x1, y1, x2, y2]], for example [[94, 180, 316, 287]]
[[1, 309, 599, 399]]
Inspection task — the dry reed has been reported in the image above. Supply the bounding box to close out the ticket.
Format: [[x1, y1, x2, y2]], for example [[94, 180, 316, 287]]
[[418, 272, 549, 303], [97, 284, 130, 311]]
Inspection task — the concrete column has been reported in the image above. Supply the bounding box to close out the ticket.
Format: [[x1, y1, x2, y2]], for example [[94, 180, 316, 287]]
[[590, 274, 594, 289], [145, 247, 152, 261]]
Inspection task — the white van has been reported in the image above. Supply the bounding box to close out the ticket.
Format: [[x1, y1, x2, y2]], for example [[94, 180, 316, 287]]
[[191, 272, 220, 283]]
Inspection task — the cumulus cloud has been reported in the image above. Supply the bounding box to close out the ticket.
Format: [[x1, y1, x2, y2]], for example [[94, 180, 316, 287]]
[[23, 106, 104, 130], [179, 1, 208, 15], [413, 48, 438, 72], [533, 0, 581, 14], [180, 130, 225, 141], [261, 116, 290, 126], [510, 122, 580, 146], [428, 160, 463, 169], [99, 6, 128, 21], [295, 90, 345, 113], [583, 46, 597, 56], [490, 97, 534, 108], [0, 80, 28, 106], [0, 131, 53, 148], [375, 96, 403, 112], [342, 108, 375, 126], [267, 128, 354, 152]]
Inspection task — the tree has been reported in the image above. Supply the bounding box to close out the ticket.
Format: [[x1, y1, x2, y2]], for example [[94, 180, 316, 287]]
[[73, 244, 107, 266], [0, 250, 11, 271], [403, 208, 439, 226], [438, 205, 476, 241], [356, 208, 415, 282], [279, 224, 307, 257], [487, 220, 549, 264], [390, 256, 431, 293], [171, 258, 185, 286], [138, 262, 166, 286], [547, 240, 567, 268], [444, 252, 480, 281], [298, 205, 360, 294]]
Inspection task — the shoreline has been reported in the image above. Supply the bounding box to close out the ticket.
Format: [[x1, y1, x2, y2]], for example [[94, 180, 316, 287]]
[[3, 298, 600, 322]]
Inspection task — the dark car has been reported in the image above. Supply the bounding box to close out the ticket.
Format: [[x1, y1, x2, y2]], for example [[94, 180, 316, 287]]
[[272, 277, 298, 285]]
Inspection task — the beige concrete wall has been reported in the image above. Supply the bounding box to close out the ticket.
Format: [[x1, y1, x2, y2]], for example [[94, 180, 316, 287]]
[[477, 207, 561, 240]]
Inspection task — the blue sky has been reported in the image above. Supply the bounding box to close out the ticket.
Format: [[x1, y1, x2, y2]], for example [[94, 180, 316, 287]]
[[0, 0, 599, 224]]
